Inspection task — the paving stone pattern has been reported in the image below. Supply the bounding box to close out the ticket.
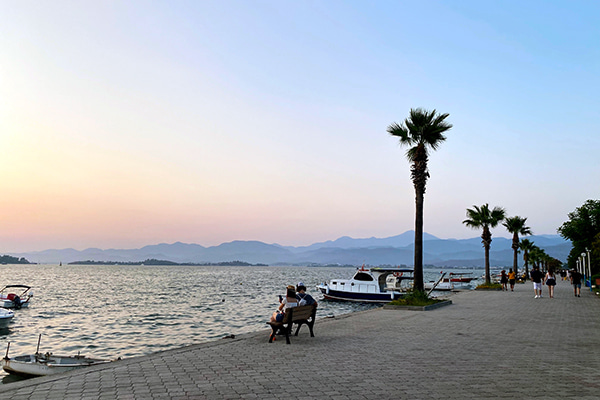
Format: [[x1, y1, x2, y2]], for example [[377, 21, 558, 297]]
[[0, 279, 598, 399]]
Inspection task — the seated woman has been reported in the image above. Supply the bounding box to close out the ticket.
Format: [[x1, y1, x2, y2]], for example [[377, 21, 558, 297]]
[[270, 285, 298, 323]]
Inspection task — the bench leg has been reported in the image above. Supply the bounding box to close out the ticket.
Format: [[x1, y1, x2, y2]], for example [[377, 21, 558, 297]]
[[294, 322, 304, 336], [284, 325, 291, 344], [307, 320, 315, 337]]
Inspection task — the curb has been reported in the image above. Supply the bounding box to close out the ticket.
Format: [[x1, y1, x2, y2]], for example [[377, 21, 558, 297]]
[[382, 299, 452, 311]]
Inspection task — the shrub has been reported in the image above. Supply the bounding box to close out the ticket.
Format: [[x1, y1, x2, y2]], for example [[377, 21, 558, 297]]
[[388, 291, 443, 306]]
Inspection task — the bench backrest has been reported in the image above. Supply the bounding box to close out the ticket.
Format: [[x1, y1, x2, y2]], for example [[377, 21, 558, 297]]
[[282, 305, 315, 324]]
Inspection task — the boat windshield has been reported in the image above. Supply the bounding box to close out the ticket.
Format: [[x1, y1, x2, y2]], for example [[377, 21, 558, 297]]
[[353, 272, 373, 281]]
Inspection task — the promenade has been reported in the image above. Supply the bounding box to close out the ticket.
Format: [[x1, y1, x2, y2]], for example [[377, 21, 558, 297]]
[[1, 279, 599, 399]]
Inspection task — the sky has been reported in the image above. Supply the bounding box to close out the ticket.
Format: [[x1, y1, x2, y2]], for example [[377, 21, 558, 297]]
[[1, 1, 599, 252]]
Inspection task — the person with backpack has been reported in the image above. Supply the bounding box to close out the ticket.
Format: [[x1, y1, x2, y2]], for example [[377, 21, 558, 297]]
[[571, 269, 582, 297], [296, 282, 317, 307]]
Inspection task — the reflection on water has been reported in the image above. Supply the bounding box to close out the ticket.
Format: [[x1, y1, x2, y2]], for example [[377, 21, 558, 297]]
[[0, 264, 479, 383], [0, 264, 382, 383]]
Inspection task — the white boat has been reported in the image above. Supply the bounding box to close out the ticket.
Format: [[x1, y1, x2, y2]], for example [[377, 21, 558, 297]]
[[0, 285, 33, 309], [425, 272, 477, 291], [1, 336, 113, 377], [317, 265, 413, 303], [0, 308, 14, 329]]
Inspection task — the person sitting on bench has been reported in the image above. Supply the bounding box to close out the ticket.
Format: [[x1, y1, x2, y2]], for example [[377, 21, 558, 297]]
[[270, 285, 298, 323]]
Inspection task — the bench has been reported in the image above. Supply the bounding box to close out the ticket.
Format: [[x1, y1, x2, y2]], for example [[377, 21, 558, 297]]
[[267, 305, 317, 344]]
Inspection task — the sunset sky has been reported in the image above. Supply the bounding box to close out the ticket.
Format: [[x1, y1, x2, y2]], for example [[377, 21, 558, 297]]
[[1, 1, 598, 252]]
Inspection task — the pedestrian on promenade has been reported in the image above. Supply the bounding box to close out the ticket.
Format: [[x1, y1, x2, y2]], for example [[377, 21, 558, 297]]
[[571, 269, 582, 297], [544, 269, 557, 298], [530, 265, 544, 298], [296, 282, 317, 306], [500, 270, 508, 291], [508, 268, 516, 291], [270, 285, 298, 323]]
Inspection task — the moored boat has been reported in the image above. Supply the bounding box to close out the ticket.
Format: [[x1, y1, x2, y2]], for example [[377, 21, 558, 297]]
[[317, 265, 413, 303], [0, 285, 33, 309], [425, 272, 477, 291], [1, 335, 114, 377], [0, 308, 15, 329]]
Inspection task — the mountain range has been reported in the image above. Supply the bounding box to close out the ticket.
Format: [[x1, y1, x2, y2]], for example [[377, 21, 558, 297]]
[[10, 231, 571, 267]]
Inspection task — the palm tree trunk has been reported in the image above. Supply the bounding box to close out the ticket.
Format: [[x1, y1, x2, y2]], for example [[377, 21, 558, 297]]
[[484, 243, 491, 284], [512, 233, 519, 277], [482, 227, 492, 284], [414, 189, 424, 292]]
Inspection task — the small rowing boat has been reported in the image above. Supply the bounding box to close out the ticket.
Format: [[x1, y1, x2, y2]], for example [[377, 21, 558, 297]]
[[1, 335, 114, 377]]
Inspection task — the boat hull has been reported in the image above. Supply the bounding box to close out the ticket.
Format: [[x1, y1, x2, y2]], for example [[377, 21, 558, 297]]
[[0, 299, 30, 309], [1, 354, 111, 377], [318, 286, 404, 303]]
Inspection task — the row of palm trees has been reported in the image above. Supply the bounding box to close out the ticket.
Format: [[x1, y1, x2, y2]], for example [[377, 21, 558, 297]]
[[519, 238, 561, 277], [462, 205, 533, 285], [388, 108, 552, 291]]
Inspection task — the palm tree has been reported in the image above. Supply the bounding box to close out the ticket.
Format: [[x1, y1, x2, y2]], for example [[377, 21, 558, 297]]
[[462, 204, 507, 285], [503, 216, 532, 278], [519, 238, 535, 280], [387, 108, 452, 292], [529, 246, 546, 273]]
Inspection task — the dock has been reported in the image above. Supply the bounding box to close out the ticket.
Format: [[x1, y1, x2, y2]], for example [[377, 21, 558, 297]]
[[1, 279, 599, 399]]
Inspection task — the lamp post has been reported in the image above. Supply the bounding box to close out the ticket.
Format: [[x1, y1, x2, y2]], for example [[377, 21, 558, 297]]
[[586, 248, 592, 289], [582, 252, 588, 287]]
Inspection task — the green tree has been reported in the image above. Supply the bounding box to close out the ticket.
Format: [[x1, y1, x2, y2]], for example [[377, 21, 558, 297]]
[[503, 216, 532, 277], [519, 238, 535, 279], [529, 246, 547, 272], [462, 204, 507, 284], [557, 199, 600, 274], [387, 108, 452, 292]]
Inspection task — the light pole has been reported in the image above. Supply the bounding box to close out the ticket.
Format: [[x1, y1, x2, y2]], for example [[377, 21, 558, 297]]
[[586, 248, 592, 289], [582, 252, 588, 287]]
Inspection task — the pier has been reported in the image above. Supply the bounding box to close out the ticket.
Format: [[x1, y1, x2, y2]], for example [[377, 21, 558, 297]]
[[1, 280, 598, 399]]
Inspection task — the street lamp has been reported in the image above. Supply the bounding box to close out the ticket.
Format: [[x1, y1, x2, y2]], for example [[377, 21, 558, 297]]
[[582, 252, 588, 287], [586, 248, 592, 287]]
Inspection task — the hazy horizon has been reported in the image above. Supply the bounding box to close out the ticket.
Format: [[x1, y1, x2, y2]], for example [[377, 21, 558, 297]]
[[2, 1, 596, 253], [8, 230, 566, 254]]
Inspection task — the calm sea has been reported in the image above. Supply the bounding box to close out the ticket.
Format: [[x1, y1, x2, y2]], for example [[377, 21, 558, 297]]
[[0, 264, 481, 384]]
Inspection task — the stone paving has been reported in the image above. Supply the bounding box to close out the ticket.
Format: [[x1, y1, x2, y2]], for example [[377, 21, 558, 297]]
[[1, 279, 599, 399]]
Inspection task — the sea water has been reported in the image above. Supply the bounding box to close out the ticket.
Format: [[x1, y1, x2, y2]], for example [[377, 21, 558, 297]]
[[0, 264, 481, 384]]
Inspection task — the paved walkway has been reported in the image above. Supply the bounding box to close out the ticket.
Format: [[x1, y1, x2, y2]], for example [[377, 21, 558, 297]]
[[1, 279, 599, 399]]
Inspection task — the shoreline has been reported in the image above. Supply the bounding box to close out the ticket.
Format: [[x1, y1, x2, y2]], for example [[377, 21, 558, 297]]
[[1, 283, 597, 398]]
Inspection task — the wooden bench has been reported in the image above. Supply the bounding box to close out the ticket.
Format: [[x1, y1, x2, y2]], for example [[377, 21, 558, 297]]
[[267, 305, 317, 344]]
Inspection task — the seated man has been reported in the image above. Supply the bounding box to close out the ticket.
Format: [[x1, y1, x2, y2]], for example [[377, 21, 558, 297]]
[[296, 282, 317, 307]]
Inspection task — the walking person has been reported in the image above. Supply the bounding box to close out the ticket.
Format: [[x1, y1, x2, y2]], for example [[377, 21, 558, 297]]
[[545, 269, 557, 298], [571, 269, 582, 297], [508, 268, 516, 291], [500, 270, 508, 291], [530, 265, 544, 298]]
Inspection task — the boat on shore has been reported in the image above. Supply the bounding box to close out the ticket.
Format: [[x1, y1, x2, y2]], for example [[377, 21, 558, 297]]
[[0, 308, 14, 329], [317, 265, 414, 303], [1, 335, 114, 377], [0, 285, 33, 309]]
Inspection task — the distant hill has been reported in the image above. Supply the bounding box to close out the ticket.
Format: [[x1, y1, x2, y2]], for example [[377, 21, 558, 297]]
[[9, 232, 570, 267]]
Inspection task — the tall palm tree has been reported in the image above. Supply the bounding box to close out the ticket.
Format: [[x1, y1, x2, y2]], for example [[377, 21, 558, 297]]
[[503, 216, 532, 278], [387, 108, 452, 292], [519, 238, 535, 280], [462, 204, 507, 285]]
